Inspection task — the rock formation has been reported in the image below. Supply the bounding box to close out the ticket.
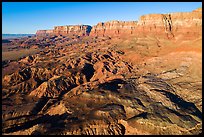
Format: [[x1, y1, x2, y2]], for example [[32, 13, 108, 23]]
[[136, 8, 202, 39], [3, 7, 202, 135], [36, 30, 54, 36], [36, 8, 201, 39], [89, 21, 138, 37], [54, 25, 92, 36], [90, 8, 201, 39], [36, 25, 92, 36]]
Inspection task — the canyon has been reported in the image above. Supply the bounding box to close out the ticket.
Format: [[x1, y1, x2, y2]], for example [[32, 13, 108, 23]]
[[2, 8, 202, 135]]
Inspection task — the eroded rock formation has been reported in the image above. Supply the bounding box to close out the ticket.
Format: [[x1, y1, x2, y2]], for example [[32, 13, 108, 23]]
[[36, 25, 92, 36], [3, 7, 202, 135], [36, 8, 201, 39], [36, 30, 54, 36], [89, 21, 138, 37], [54, 25, 92, 36], [90, 8, 201, 39]]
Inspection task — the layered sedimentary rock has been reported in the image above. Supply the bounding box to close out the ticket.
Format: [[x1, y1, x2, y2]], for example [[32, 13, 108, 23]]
[[89, 21, 138, 37], [136, 7, 202, 39], [53, 25, 92, 36], [36, 30, 54, 36], [36, 8, 201, 39], [36, 25, 92, 36], [89, 8, 202, 39]]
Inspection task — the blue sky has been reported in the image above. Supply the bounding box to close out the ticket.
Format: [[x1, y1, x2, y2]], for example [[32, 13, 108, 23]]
[[2, 2, 202, 34]]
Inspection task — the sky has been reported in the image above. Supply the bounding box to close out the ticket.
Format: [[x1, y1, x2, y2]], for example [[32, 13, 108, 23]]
[[2, 2, 202, 34]]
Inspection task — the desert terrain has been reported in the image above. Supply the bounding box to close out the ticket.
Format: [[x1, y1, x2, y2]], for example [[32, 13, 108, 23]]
[[2, 8, 202, 135]]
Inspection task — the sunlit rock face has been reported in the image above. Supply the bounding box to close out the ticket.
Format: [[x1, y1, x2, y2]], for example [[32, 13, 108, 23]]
[[36, 8, 201, 40], [53, 25, 92, 36], [89, 8, 201, 39], [36, 25, 92, 36], [36, 30, 54, 36]]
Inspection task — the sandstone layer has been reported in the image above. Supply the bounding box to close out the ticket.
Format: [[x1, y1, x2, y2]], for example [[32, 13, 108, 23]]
[[90, 8, 202, 39], [36, 25, 92, 36], [36, 8, 201, 40], [36, 30, 54, 36], [54, 25, 92, 36]]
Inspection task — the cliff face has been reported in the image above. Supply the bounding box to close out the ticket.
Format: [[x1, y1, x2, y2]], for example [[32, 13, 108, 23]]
[[36, 30, 54, 36], [36, 8, 202, 39], [89, 8, 202, 39], [89, 21, 138, 37], [136, 8, 202, 38], [36, 25, 92, 36], [53, 25, 92, 36]]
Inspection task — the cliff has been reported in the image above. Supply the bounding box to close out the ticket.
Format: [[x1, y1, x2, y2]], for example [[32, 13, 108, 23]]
[[36, 25, 92, 36], [136, 7, 202, 38], [53, 25, 92, 36], [90, 8, 201, 38], [36, 8, 202, 39], [36, 30, 54, 36], [89, 21, 138, 37]]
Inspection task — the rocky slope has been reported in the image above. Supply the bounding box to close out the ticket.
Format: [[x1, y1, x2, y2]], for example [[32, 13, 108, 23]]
[[2, 8, 202, 135]]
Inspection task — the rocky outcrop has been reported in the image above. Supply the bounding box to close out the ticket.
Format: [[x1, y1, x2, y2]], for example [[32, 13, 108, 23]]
[[29, 75, 76, 98]]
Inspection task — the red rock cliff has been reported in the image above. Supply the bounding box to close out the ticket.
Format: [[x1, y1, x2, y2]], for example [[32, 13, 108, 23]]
[[36, 30, 54, 36], [36, 8, 201, 39], [89, 8, 202, 39], [136, 7, 202, 38], [89, 21, 138, 37], [36, 25, 92, 36], [53, 25, 92, 36]]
